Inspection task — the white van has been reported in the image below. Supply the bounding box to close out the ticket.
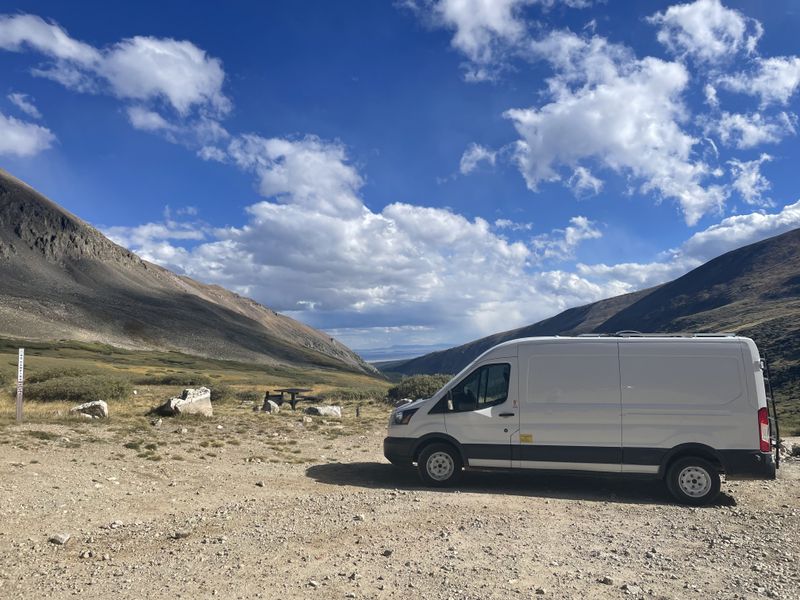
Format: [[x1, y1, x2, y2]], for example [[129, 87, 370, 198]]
[[384, 334, 780, 504]]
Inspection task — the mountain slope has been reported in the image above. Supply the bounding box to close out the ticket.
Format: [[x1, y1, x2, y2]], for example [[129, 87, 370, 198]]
[[0, 169, 375, 374], [384, 229, 800, 416]]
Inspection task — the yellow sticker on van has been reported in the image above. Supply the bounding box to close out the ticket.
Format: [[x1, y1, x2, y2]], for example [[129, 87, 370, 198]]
[[519, 433, 533, 443]]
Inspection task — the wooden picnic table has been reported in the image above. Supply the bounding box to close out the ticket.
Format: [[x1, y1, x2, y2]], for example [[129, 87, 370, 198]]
[[274, 388, 312, 410]]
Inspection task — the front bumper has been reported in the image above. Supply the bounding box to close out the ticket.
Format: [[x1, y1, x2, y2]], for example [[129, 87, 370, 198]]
[[384, 436, 416, 465]]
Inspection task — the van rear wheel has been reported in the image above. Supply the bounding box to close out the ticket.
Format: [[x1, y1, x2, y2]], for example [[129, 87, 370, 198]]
[[417, 443, 463, 486], [666, 457, 721, 505]]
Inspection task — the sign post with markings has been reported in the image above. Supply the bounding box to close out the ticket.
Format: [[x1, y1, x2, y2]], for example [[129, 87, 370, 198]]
[[16, 348, 24, 423]]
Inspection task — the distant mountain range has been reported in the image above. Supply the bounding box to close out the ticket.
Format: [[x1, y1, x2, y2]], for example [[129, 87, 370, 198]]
[[383, 228, 800, 419], [0, 169, 376, 375]]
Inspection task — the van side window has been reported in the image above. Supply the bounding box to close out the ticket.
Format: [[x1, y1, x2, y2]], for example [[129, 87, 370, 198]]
[[448, 363, 510, 412]]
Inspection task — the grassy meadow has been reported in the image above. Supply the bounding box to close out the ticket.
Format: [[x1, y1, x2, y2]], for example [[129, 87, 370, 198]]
[[0, 337, 390, 428]]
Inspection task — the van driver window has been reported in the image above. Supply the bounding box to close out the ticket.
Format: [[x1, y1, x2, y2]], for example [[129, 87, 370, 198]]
[[448, 364, 510, 412]]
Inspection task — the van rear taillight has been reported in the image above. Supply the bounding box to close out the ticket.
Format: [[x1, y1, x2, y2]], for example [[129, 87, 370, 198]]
[[758, 407, 770, 453]]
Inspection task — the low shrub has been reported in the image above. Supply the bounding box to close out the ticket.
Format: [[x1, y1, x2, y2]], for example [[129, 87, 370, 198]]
[[133, 372, 212, 386], [318, 387, 387, 402], [25, 375, 133, 403], [387, 374, 451, 401], [235, 390, 261, 403], [27, 367, 93, 384], [210, 383, 235, 402]]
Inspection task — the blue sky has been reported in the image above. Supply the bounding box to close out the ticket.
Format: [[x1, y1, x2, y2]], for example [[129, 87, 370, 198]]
[[1, 0, 800, 360]]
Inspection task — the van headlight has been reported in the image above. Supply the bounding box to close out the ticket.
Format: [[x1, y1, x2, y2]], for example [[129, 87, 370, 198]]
[[392, 408, 418, 425]]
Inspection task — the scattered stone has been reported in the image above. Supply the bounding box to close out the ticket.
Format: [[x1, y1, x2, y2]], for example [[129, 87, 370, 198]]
[[255, 481, 265, 488], [70, 400, 108, 419], [216, 425, 224, 430], [155, 387, 213, 417], [151, 418, 162, 429], [307, 580, 319, 588], [535, 587, 546, 595], [109, 520, 123, 529], [597, 576, 614, 585], [263, 399, 280, 413], [302, 416, 313, 424], [353, 514, 365, 522], [622, 583, 642, 595], [170, 530, 191, 540], [49, 533, 70, 545], [304, 405, 342, 418], [382, 549, 393, 557]]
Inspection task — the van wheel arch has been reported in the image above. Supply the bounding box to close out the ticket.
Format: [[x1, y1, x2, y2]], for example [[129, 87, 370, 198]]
[[659, 444, 724, 478], [413, 435, 466, 466]]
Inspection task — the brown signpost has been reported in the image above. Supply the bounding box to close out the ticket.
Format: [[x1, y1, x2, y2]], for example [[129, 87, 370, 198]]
[[16, 348, 24, 423]]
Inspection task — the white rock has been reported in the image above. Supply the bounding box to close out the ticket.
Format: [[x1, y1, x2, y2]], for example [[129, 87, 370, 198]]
[[70, 400, 109, 419], [304, 405, 342, 418], [263, 399, 280, 413], [157, 387, 213, 417], [49, 533, 70, 545]]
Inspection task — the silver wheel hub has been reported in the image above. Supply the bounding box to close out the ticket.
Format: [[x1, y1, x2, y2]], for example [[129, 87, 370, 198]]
[[426, 451, 455, 481], [678, 466, 712, 498]]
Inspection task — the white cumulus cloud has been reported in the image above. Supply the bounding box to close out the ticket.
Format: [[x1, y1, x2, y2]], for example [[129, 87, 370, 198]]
[[0, 111, 55, 157], [0, 13, 230, 130], [505, 30, 725, 225], [647, 0, 762, 63], [719, 56, 800, 108], [706, 111, 796, 149]]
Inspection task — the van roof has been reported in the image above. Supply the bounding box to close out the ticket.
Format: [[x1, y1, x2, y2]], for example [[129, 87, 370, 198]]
[[489, 333, 749, 351]]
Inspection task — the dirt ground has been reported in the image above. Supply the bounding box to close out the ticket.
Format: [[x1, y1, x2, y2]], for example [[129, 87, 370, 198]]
[[0, 403, 798, 600]]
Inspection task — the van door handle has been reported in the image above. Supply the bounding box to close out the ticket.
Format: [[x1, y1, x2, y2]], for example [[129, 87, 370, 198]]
[[498, 413, 515, 417]]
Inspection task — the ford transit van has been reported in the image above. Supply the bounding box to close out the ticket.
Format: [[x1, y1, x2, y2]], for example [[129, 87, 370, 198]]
[[383, 334, 780, 504]]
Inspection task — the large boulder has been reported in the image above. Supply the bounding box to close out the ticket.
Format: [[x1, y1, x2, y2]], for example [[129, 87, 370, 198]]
[[70, 400, 108, 419], [156, 387, 213, 417], [304, 405, 342, 418]]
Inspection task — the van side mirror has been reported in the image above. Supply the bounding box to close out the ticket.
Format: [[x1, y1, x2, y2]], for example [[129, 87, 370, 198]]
[[446, 389, 453, 412]]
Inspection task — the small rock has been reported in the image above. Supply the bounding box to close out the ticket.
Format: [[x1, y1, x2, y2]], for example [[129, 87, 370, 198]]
[[263, 400, 280, 413], [597, 576, 614, 585], [170, 530, 191, 540], [535, 588, 546, 595], [353, 514, 365, 522], [49, 533, 70, 545], [216, 425, 223, 430], [382, 549, 393, 557], [622, 584, 642, 595], [151, 418, 162, 429], [255, 481, 264, 488], [308, 580, 319, 588]]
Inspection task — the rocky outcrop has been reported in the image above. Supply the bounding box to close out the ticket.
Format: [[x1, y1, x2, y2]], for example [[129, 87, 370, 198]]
[[156, 387, 213, 417]]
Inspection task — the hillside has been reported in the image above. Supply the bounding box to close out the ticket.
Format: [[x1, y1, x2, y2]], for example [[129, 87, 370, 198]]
[[384, 229, 800, 422], [0, 169, 376, 374]]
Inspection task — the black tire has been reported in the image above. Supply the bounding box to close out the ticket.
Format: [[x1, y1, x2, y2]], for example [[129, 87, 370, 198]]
[[666, 456, 721, 505], [417, 443, 463, 487]]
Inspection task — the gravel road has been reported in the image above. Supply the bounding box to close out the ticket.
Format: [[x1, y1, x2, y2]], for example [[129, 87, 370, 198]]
[[0, 416, 798, 600]]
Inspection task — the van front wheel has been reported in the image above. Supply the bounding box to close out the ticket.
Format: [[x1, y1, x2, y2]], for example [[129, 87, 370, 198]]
[[417, 443, 463, 486], [666, 457, 721, 505]]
